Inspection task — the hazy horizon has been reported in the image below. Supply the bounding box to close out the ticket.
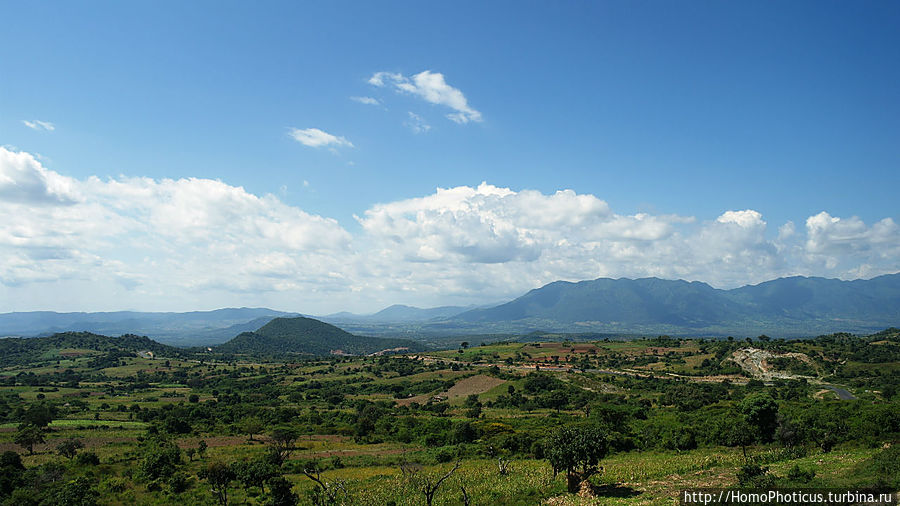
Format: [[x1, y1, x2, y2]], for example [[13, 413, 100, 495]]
[[2, 271, 898, 316]]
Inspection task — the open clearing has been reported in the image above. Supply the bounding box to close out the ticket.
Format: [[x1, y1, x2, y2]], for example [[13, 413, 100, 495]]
[[396, 374, 506, 405]]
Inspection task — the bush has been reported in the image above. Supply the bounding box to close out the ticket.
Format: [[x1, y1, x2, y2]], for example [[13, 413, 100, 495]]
[[737, 463, 775, 488], [866, 445, 900, 488], [167, 471, 192, 494], [76, 452, 101, 466], [785, 464, 816, 483], [434, 447, 455, 464], [139, 437, 182, 481]]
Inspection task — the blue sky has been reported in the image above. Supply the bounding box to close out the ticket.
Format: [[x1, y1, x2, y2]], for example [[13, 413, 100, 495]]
[[1, 1, 898, 313]]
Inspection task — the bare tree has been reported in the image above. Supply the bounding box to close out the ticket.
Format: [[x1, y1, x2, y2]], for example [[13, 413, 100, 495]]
[[403, 460, 461, 506], [460, 485, 471, 506], [302, 465, 348, 505], [498, 456, 511, 475]]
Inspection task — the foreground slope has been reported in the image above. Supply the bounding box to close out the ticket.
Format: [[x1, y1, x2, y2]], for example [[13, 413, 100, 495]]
[[215, 316, 424, 356]]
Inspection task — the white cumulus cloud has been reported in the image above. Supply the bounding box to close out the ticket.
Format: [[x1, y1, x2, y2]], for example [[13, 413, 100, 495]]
[[0, 147, 78, 204], [350, 96, 380, 106], [369, 70, 482, 124], [288, 128, 353, 149]]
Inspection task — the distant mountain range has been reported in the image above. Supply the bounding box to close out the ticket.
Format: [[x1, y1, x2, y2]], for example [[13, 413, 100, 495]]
[[322, 304, 477, 323], [2, 274, 898, 343], [452, 273, 900, 336], [215, 317, 424, 356], [0, 308, 298, 346]]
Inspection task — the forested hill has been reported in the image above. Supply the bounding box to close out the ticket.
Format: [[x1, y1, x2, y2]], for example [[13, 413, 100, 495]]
[[215, 316, 424, 356], [0, 331, 182, 367]]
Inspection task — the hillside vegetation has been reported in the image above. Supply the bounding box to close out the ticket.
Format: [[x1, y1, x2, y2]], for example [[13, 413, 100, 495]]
[[0, 331, 183, 368], [215, 316, 425, 356]]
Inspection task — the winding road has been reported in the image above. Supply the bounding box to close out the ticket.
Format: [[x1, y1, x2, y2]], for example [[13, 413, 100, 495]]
[[821, 385, 856, 400]]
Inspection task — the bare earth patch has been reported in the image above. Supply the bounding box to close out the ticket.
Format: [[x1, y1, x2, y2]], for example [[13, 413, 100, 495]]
[[445, 374, 507, 399], [396, 374, 507, 406]]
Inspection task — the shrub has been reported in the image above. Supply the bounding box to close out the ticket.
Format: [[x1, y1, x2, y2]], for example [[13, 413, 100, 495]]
[[76, 452, 101, 466]]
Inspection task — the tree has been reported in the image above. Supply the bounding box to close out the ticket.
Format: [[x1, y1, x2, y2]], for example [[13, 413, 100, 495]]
[[544, 425, 609, 493], [355, 405, 381, 438], [238, 416, 264, 442], [21, 403, 56, 429], [401, 460, 461, 506], [139, 437, 183, 481], [200, 461, 235, 506], [233, 457, 278, 490], [14, 425, 45, 455], [724, 418, 756, 462], [266, 476, 299, 506], [775, 414, 802, 449], [546, 390, 568, 413], [740, 393, 779, 443], [56, 439, 84, 459], [54, 476, 99, 506], [198, 440, 208, 459], [266, 428, 299, 466], [302, 463, 349, 505], [0, 451, 25, 498]]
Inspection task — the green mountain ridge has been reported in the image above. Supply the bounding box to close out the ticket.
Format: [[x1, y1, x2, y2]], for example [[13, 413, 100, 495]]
[[215, 316, 424, 356], [0, 331, 184, 367], [454, 273, 900, 334]]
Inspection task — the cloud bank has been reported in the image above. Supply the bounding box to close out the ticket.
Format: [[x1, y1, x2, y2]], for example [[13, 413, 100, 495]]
[[1, 147, 898, 312]]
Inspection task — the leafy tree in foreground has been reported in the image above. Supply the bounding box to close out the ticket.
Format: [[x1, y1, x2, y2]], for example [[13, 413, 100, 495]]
[[0, 451, 25, 498], [545, 425, 609, 493], [740, 393, 779, 443], [266, 475, 299, 506]]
